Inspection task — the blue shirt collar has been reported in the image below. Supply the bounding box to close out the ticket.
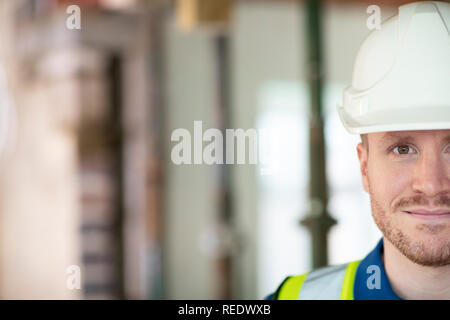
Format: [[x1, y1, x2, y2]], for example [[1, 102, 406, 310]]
[[354, 238, 402, 300]]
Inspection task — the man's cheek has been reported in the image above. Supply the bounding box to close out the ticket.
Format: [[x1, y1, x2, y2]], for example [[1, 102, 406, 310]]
[[368, 173, 396, 209]]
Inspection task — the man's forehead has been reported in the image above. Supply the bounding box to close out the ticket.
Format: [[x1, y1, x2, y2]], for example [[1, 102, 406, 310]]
[[372, 130, 450, 144]]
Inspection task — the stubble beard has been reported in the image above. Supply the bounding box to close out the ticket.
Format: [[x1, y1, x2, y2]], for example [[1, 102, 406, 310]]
[[369, 186, 450, 267]]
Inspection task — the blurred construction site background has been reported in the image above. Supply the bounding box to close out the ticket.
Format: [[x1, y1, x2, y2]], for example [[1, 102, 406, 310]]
[[0, 0, 414, 299]]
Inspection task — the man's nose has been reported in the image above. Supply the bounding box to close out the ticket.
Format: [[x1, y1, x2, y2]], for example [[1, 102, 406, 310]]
[[412, 151, 450, 197]]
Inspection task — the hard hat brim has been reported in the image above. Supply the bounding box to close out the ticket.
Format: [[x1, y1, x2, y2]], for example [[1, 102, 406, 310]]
[[337, 104, 450, 134]]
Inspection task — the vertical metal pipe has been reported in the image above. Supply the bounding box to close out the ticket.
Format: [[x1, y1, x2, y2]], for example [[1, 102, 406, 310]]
[[148, 0, 168, 300], [300, 0, 336, 269], [109, 54, 126, 299], [215, 33, 233, 300]]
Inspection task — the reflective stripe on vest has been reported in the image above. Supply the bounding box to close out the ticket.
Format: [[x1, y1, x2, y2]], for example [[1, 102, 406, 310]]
[[277, 260, 361, 300]]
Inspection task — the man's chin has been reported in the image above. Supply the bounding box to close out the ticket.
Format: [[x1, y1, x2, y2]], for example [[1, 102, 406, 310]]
[[371, 201, 450, 267], [388, 231, 450, 267]]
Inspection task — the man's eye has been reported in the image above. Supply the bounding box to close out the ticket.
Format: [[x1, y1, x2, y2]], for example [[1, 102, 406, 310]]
[[392, 145, 415, 155]]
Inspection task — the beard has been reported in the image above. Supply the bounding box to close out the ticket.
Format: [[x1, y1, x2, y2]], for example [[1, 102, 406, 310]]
[[369, 187, 450, 267]]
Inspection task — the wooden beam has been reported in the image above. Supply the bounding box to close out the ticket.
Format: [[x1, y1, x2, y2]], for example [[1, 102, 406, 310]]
[[176, 0, 234, 31]]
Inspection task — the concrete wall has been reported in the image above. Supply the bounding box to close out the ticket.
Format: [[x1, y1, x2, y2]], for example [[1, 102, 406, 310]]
[[163, 14, 221, 299], [0, 46, 82, 299]]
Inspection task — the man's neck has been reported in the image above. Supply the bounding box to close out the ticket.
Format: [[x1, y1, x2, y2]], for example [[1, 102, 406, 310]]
[[383, 238, 450, 300]]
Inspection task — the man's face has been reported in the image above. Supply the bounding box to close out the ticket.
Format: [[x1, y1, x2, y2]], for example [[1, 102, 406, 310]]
[[357, 129, 450, 267]]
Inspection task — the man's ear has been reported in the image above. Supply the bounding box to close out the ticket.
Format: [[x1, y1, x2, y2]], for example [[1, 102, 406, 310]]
[[357, 142, 370, 193]]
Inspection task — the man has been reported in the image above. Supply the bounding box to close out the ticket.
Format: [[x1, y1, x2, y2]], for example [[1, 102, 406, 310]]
[[270, 1, 450, 299]]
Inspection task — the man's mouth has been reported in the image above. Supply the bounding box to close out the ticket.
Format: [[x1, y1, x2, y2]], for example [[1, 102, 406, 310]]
[[403, 209, 450, 220]]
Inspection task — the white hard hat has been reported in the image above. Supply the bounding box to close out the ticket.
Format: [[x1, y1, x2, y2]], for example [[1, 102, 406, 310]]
[[338, 1, 450, 134]]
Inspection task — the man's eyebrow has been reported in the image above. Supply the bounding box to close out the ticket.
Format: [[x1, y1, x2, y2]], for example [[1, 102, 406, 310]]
[[443, 135, 450, 144], [380, 133, 450, 144], [379, 133, 415, 144]]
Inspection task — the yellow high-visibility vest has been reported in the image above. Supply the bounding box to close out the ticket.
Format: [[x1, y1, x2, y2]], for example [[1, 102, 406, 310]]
[[275, 260, 361, 300]]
